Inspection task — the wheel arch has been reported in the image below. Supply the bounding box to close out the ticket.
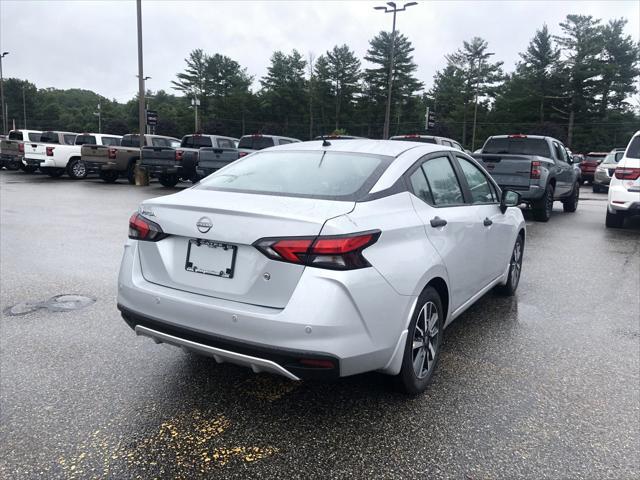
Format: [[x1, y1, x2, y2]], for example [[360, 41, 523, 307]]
[[425, 277, 450, 325]]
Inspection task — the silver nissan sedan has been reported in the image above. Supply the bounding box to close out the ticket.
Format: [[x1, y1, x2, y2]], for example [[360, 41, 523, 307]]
[[118, 140, 525, 394]]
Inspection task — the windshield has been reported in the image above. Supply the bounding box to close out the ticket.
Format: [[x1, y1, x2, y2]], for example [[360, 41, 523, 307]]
[[483, 137, 551, 158], [238, 136, 275, 150], [625, 136, 640, 159], [197, 150, 393, 200]]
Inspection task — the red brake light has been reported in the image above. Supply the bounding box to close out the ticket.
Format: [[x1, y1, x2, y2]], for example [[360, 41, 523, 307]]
[[175, 150, 184, 161], [531, 160, 541, 179], [251, 133, 263, 138], [508, 134, 528, 138], [614, 167, 640, 180], [128, 212, 167, 241], [238, 151, 248, 158], [254, 231, 380, 270], [46, 146, 55, 156], [299, 358, 335, 369], [18, 143, 24, 153], [108, 147, 117, 159]]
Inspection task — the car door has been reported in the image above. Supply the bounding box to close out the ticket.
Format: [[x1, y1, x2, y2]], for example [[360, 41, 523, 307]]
[[406, 153, 486, 311], [455, 154, 513, 283], [552, 141, 573, 196]]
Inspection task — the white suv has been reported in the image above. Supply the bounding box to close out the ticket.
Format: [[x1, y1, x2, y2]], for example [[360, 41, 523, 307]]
[[606, 130, 640, 228]]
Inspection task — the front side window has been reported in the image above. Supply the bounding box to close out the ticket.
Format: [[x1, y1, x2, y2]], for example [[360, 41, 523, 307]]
[[40, 131, 60, 144], [421, 156, 464, 206], [75, 135, 97, 146], [197, 150, 392, 200], [102, 137, 121, 146], [458, 157, 496, 204]]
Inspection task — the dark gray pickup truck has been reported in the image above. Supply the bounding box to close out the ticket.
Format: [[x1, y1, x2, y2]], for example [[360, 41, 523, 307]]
[[473, 134, 580, 222], [141, 134, 239, 187]]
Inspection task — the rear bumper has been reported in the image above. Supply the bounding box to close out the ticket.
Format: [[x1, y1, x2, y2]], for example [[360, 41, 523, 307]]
[[498, 184, 544, 201], [142, 159, 197, 179], [594, 169, 613, 186], [117, 240, 414, 380], [608, 183, 640, 213]]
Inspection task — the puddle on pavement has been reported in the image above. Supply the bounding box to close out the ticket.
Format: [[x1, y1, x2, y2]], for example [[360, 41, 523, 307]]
[[3, 294, 96, 316]]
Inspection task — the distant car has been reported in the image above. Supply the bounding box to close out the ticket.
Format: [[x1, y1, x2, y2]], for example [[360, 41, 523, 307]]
[[0, 129, 42, 172], [580, 152, 608, 184], [237, 134, 301, 157], [593, 148, 625, 192], [606, 132, 640, 228], [118, 139, 525, 394], [390, 134, 464, 152]]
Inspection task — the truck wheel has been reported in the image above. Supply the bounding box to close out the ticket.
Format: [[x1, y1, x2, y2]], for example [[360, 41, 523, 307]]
[[126, 161, 138, 185], [605, 210, 625, 228], [100, 171, 119, 183], [21, 164, 38, 174], [67, 159, 87, 179], [6, 160, 21, 170], [532, 184, 554, 222], [43, 167, 65, 178], [562, 182, 580, 212], [159, 173, 179, 188]]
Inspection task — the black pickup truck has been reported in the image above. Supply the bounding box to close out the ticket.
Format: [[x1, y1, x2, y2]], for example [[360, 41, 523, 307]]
[[473, 135, 581, 222], [141, 134, 239, 187]]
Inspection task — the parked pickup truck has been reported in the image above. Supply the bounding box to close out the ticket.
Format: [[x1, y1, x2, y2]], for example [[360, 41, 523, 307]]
[[23, 131, 79, 178], [141, 134, 239, 187], [473, 134, 580, 222], [0, 129, 42, 171], [237, 134, 300, 157], [83, 134, 180, 184]]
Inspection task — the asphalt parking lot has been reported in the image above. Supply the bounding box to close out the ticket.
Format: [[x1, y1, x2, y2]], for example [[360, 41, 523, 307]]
[[1, 171, 639, 479]]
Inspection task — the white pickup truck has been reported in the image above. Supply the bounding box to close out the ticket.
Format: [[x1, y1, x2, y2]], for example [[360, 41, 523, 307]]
[[1, 129, 42, 172], [25, 131, 121, 179]]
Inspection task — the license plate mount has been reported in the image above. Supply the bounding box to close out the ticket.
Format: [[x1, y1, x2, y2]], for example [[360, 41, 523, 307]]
[[185, 239, 237, 279]]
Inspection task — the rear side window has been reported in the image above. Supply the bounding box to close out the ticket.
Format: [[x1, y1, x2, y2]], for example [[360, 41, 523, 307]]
[[121, 135, 140, 147], [63, 134, 77, 145], [102, 137, 121, 146], [8, 131, 23, 140], [238, 136, 275, 150], [458, 157, 496, 204], [409, 168, 433, 205], [626, 136, 640, 159], [483, 137, 551, 158], [40, 131, 60, 144], [182, 136, 213, 148], [75, 135, 97, 145], [28, 133, 41, 142], [216, 138, 235, 149], [198, 150, 393, 200], [421, 156, 464, 206]]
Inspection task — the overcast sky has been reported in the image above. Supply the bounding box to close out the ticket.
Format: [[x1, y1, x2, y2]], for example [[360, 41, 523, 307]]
[[1, 0, 638, 102]]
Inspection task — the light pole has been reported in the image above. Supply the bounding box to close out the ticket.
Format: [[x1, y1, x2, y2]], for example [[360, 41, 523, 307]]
[[191, 97, 200, 132], [137, 75, 151, 133], [135, 0, 149, 185], [0, 52, 9, 135], [22, 84, 27, 129], [94, 102, 101, 133], [374, 2, 416, 139]]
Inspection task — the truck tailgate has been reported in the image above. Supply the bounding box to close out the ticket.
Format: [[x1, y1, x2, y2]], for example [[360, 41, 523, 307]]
[[473, 153, 540, 189], [198, 147, 239, 171], [81, 145, 110, 164]]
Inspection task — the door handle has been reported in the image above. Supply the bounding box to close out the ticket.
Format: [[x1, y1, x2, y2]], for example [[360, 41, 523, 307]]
[[430, 216, 447, 228], [483, 217, 493, 227]]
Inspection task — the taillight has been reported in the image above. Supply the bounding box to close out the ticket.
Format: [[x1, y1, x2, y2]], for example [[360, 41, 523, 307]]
[[254, 231, 380, 270], [531, 160, 541, 179], [18, 143, 24, 154], [175, 150, 183, 161], [128, 213, 168, 241], [46, 146, 55, 156], [108, 147, 117, 159], [238, 151, 248, 158], [614, 167, 640, 180]]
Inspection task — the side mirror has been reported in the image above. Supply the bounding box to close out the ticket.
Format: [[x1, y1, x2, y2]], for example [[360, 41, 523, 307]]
[[500, 189, 521, 214]]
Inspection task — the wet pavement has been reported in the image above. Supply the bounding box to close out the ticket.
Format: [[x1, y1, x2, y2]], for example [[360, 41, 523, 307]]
[[1, 170, 639, 479]]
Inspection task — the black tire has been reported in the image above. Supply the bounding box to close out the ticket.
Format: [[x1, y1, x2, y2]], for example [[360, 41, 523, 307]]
[[495, 234, 524, 296], [605, 209, 625, 228], [100, 170, 119, 183], [67, 159, 87, 179], [159, 173, 179, 188], [126, 161, 137, 185], [532, 183, 554, 222], [563, 182, 580, 212], [42, 167, 64, 178], [5, 160, 21, 171], [397, 286, 444, 395], [21, 165, 39, 174]]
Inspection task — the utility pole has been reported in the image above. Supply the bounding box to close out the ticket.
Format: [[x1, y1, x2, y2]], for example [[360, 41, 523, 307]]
[[135, 0, 149, 185], [374, 2, 417, 139], [94, 103, 101, 133], [0, 52, 9, 135], [22, 84, 27, 129], [191, 97, 200, 132]]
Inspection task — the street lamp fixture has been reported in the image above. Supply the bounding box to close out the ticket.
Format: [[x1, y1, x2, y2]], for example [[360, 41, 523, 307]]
[[373, 2, 417, 139]]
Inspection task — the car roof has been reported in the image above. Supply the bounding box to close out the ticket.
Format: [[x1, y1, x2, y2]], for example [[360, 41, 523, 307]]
[[270, 139, 449, 157]]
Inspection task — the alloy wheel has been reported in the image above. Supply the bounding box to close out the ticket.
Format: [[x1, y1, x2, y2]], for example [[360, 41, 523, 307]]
[[510, 238, 523, 290], [412, 301, 440, 379], [72, 161, 86, 177]]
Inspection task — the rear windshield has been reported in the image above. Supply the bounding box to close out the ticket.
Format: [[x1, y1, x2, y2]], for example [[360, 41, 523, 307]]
[[625, 136, 640, 159], [75, 135, 97, 146], [483, 137, 551, 157], [102, 136, 121, 146], [181, 136, 213, 148], [602, 151, 624, 164], [238, 136, 275, 150], [151, 137, 177, 148], [28, 133, 41, 142], [8, 131, 23, 140], [40, 131, 60, 144], [197, 150, 393, 200], [391, 136, 437, 144], [121, 135, 140, 147], [585, 155, 606, 162]]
